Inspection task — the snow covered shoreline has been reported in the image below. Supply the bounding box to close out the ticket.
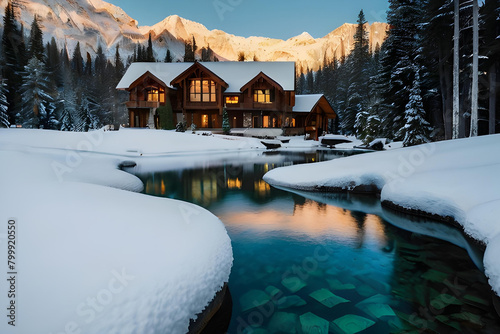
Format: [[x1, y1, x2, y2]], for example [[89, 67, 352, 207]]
[[264, 134, 500, 296], [0, 128, 243, 334]]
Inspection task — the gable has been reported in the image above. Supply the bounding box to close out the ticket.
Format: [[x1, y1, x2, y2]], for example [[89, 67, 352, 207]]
[[240, 71, 284, 93], [170, 62, 229, 89]]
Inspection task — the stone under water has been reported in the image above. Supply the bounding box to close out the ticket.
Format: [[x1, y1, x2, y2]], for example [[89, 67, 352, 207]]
[[309, 288, 349, 308], [265, 285, 283, 298], [276, 295, 307, 309], [327, 278, 356, 291], [239, 289, 271, 312], [299, 312, 329, 334], [268, 312, 298, 334], [282, 277, 307, 293], [356, 303, 396, 319], [331, 314, 375, 334]]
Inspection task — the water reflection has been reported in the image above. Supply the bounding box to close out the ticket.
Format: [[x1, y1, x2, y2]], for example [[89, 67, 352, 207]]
[[219, 198, 388, 248], [141, 151, 352, 208]]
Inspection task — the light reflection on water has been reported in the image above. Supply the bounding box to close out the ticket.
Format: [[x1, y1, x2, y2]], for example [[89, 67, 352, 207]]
[[135, 150, 500, 334]]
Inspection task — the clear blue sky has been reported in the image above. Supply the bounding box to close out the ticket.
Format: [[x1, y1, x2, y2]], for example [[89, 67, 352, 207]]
[[110, 0, 389, 40]]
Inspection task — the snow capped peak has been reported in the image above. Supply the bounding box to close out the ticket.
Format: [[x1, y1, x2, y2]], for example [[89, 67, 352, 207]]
[[2, 0, 388, 70], [297, 32, 315, 40]]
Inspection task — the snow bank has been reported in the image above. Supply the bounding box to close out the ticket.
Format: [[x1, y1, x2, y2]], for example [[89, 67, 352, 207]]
[[0, 128, 264, 156], [264, 134, 500, 295], [0, 129, 234, 333]]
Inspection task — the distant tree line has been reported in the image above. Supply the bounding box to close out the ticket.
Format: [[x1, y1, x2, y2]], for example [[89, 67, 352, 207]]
[[298, 0, 499, 146], [0, 1, 128, 130]]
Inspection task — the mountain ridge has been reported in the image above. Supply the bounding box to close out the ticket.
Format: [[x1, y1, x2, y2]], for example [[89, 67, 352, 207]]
[[0, 0, 388, 70]]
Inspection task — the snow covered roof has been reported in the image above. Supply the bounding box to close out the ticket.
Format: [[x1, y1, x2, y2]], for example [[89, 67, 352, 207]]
[[116, 62, 189, 90], [116, 61, 296, 93], [293, 94, 325, 113]]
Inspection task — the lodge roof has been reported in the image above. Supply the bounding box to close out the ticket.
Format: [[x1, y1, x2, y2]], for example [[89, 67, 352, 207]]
[[293, 94, 325, 113], [116, 61, 296, 93]]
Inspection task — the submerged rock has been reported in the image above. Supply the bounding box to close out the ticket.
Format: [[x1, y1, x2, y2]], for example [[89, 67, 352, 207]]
[[357, 303, 396, 319], [282, 277, 307, 293], [268, 312, 298, 334], [331, 314, 375, 334], [299, 312, 329, 334], [309, 288, 349, 308], [327, 278, 356, 291], [239, 289, 271, 312], [265, 285, 283, 298], [276, 295, 307, 309]]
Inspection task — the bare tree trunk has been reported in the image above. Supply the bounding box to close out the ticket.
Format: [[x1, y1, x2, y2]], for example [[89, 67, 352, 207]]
[[453, 0, 460, 139], [439, 49, 453, 139], [470, 0, 479, 137], [490, 64, 497, 134]]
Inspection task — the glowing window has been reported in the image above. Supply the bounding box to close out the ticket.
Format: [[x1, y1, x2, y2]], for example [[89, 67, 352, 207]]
[[147, 89, 158, 102], [159, 88, 165, 103], [190, 79, 216, 102], [225, 96, 239, 104], [254, 89, 271, 103]]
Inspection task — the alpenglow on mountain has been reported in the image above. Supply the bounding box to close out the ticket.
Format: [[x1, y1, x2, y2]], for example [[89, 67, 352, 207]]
[[0, 0, 388, 70]]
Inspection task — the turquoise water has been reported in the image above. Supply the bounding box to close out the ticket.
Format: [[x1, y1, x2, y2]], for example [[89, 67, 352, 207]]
[[136, 150, 500, 334]]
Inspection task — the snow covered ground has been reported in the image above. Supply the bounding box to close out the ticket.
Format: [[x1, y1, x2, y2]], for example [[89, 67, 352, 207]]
[[0, 128, 242, 334], [264, 134, 500, 296]]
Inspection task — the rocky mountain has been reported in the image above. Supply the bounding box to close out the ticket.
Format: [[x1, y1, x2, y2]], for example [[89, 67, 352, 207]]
[[0, 0, 388, 71]]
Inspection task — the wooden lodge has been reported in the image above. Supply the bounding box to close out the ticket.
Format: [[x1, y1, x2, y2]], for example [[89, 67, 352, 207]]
[[116, 61, 336, 139]]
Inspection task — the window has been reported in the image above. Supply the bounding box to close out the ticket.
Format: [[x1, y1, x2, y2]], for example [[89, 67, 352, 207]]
[[225, 96, 239, 104], [159, 88, 165, 103], [189, 80, 201, 102], [190, 79, 216, 102], [147, 89, 159, 102], [254, 89, 271, 103]]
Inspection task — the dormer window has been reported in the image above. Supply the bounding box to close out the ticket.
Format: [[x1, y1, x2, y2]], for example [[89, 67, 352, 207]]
[[147, 88, 158, 102], [254, 89, 272, 103], [190, 79, 216, 102]]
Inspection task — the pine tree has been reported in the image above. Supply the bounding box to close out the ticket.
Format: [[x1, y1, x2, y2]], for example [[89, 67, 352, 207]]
[[114, 44, 125, 80], [164, 49, 173, 63], [58, 66, 79, 131], [377, 0, 424, 139], [342, 10, 371, 135], [1, 1, 25, 124], [146, 33, 155, 62], [18, 57, 57, 129], [59, 103, 73, 131], [46, 37, 62, 88], [28, 15, 44, 61], [0, 80, 9, 128], [71, 42, 84, 76], [84, 52, 92, 76], [158, 98, 175, 130], [222, 106, 230, 134], [184, 40, 194, 62], [398, 70, 432, 147]]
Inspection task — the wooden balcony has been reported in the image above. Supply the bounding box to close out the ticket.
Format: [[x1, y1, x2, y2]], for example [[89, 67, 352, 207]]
[[126, 100, 160, 109]]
